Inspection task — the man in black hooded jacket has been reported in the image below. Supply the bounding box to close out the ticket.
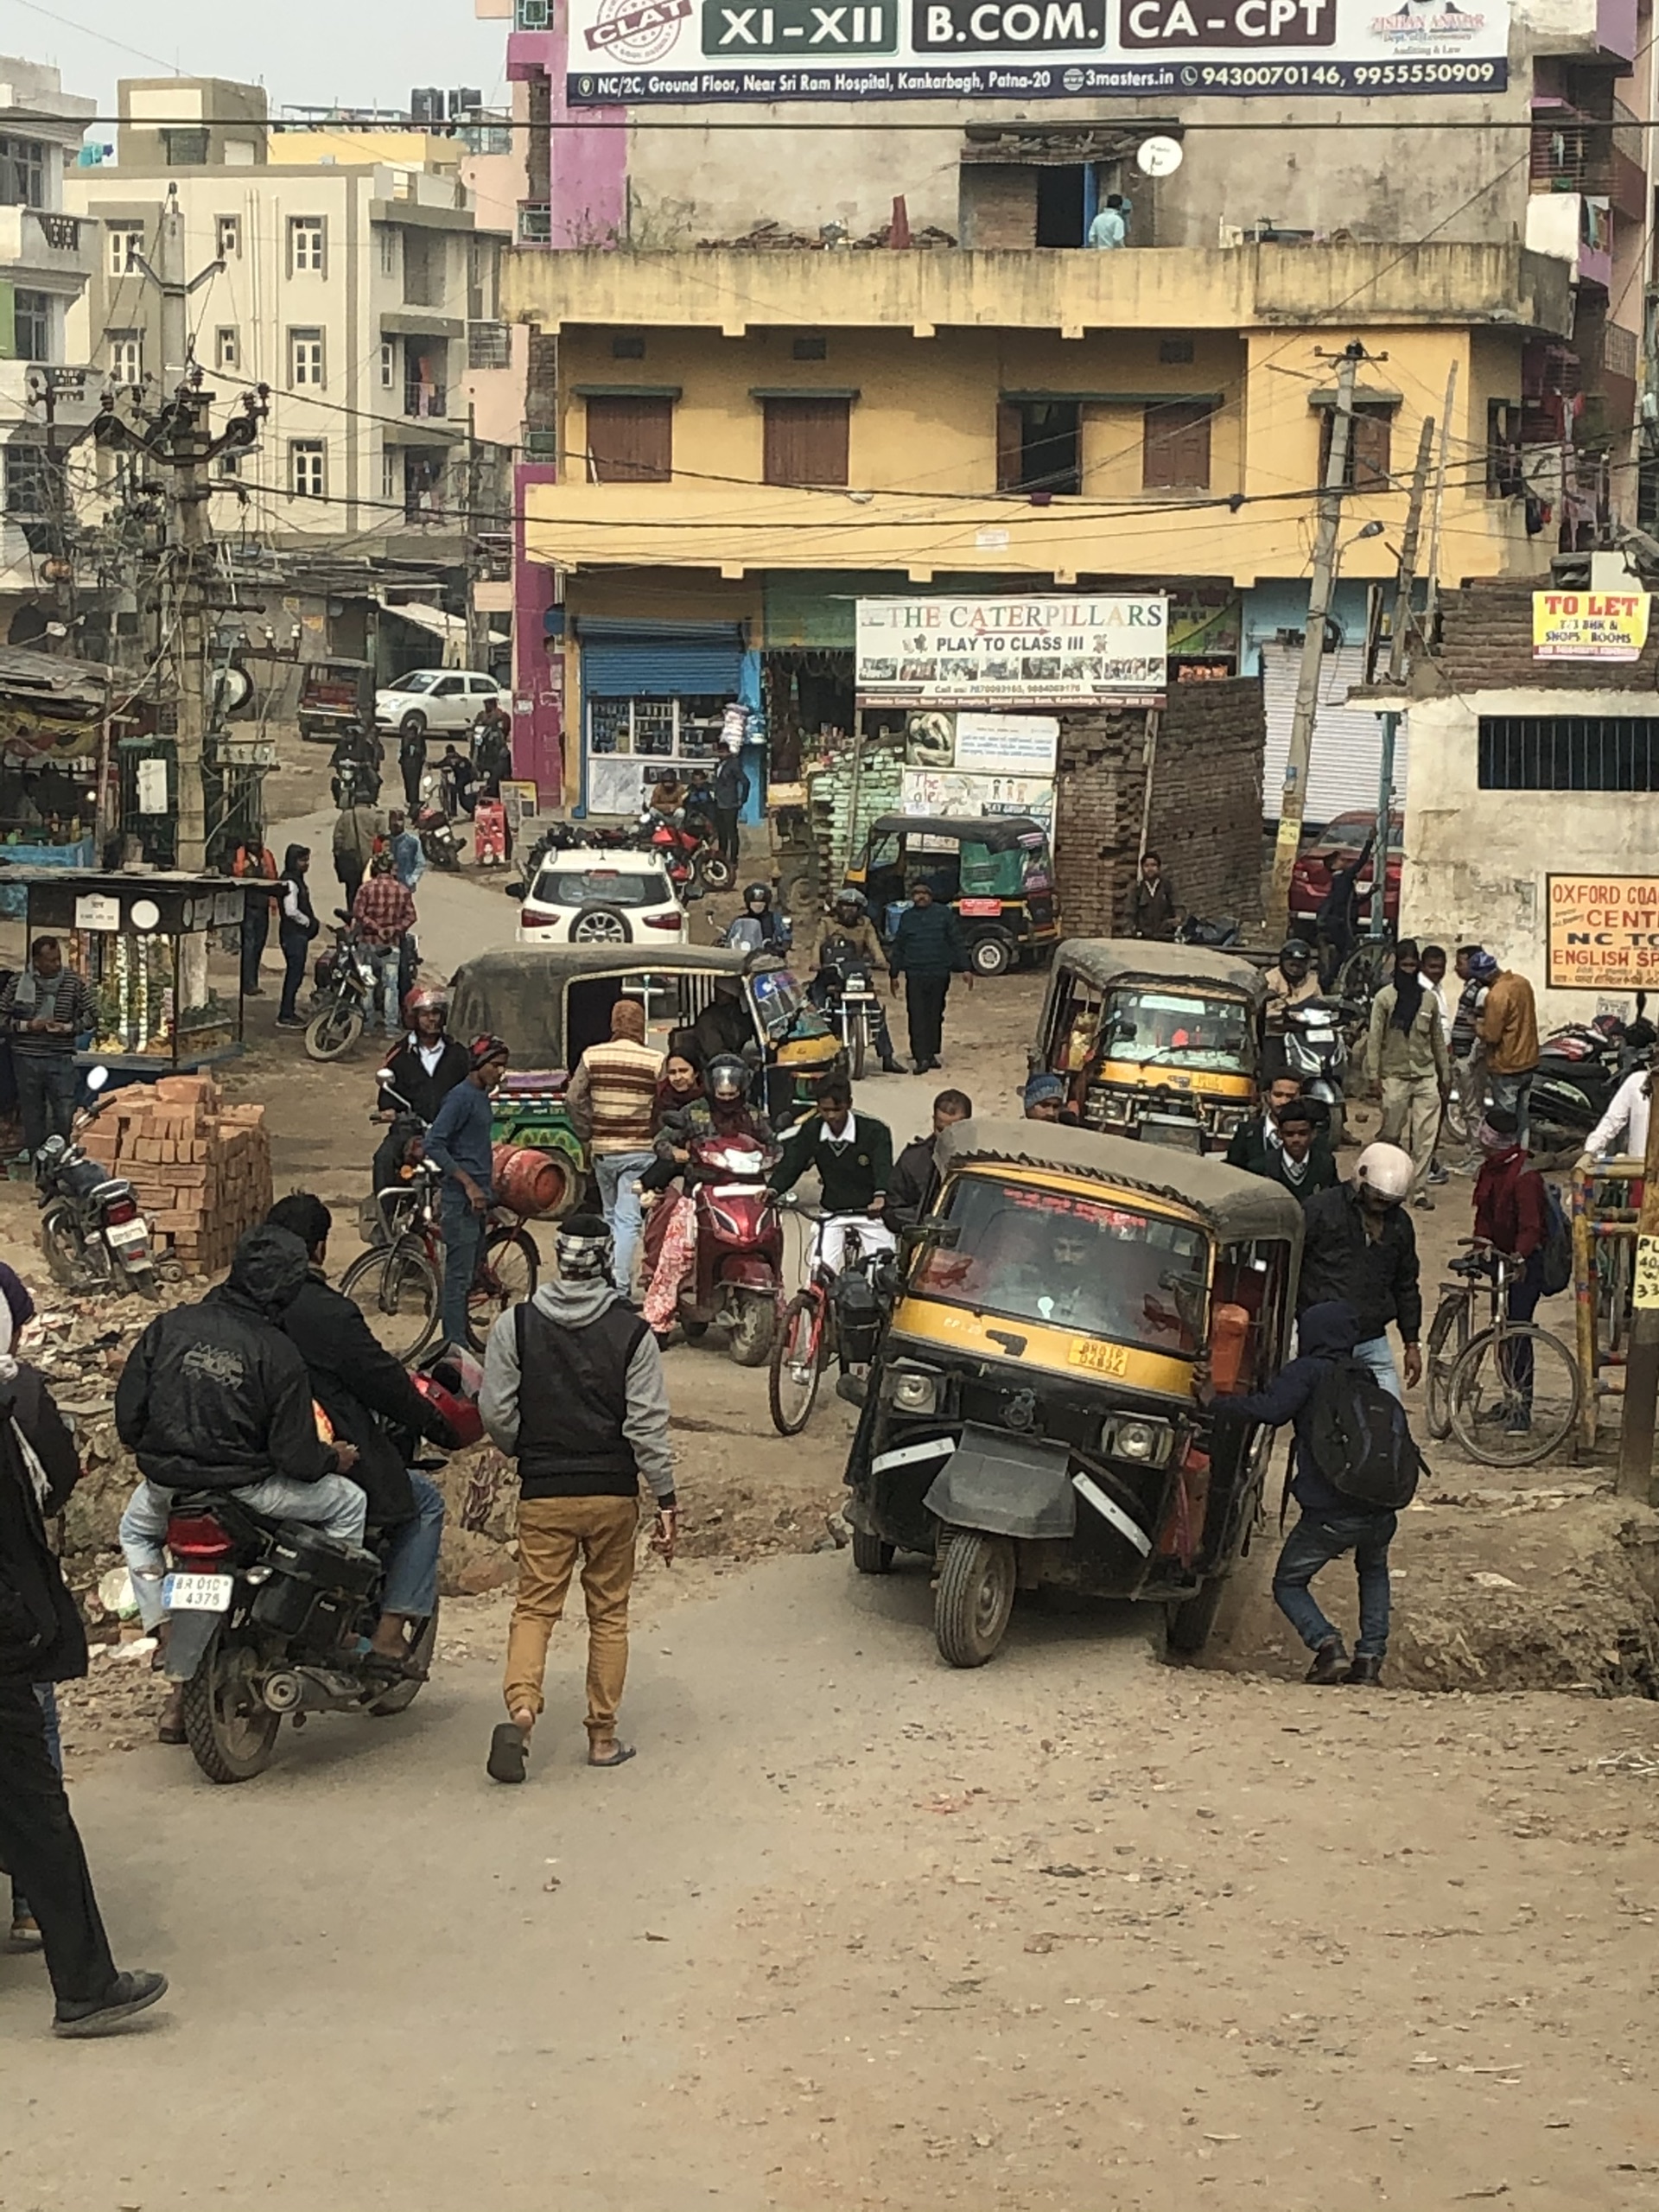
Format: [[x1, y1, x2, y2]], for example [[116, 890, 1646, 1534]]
[[115, 1225, 368, 1637]]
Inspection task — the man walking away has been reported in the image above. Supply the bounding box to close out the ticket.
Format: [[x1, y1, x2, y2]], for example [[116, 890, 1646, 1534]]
[[1, 1349, 168, 2035], [333, 795, 385, 914], [231, 837, 278, 998], [1314, 828, 1375, 990], [1451, 946, 1492, 1162], [424, 1035, 509, 1355], [712, 746, 750, 872], [1130, 851, 1176, 941], [1369, 938, 1450, 1209], [887, 1088, 971, 1229], [275, 844, 320, 1031], [480, 1213, 677, 1782], [1478, 956, 1540, 1146], [889, 880, 971, 1074], [0, 939, 95, 1159], [1213, 1299, 1419, 1686], [350, 850, 417, 1040], [399, 721, 427, 814], [566, 998, 663, 1297], [1297, 1142, 1421, 1400], [1472, 1107, 1552, 1434]]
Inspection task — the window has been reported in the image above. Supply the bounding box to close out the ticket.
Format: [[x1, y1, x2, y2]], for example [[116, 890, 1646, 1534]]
[[5, 444, 51, 517], [431, 676, 467, 699], [0, 136, 45, 209], [108, 223, 143, 279], [585, 394, 673, 483], [379, 341, 396, 390], [109, 332, 142, 386], [996, 399, 1081, 495], [382, 446, 397, 502], [215, 327, 239, 371], [289, 328, 325, 388], [468, 321, 510, 371], [762, 396, 850, 488], [12, 291, 49, 364], [378, 226, 397, 279], [792, 334, 827, 361], [1317, 400, 1395, 491], [1141, 400, 1212, 491], [290, 440, 327, 499], [162, 128, 210, 167], [1159, 336, 1195, 365], [467, 675, 498, 694], [612, 333, 645, 359], [216, 214, 241, 258], [1478, 715, 1659, 791], [289, 216, 326, 274]]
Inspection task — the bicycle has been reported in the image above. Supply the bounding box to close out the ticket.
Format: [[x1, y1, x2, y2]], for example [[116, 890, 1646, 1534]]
[[768, 1214, 888, 1436], [1424, 1238, 1582, 1467], [340, 1158, 538, 1360]]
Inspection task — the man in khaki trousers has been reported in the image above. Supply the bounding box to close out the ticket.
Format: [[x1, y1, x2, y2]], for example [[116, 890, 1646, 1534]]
[[479, 1214, 677, 1783]]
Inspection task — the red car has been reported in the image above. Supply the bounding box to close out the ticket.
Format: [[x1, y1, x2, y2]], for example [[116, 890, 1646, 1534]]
[[1288, 810, 1403, 934]]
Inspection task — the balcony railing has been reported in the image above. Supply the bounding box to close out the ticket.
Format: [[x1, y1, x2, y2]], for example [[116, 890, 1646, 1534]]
[[518, 202, 552, 246], [404, 382, 448, 419], [468, 320, 512, 371], [29, 212, 79, 253]]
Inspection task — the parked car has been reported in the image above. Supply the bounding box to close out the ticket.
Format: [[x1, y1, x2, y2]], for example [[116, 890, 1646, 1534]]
[[1288, 809, 1403, 933], [375, 668, 503, 739], [515, 850, 689, 947]]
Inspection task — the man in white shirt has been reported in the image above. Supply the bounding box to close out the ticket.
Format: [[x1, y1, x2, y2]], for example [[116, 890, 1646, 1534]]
[[1086, 194, 1128, 248], [1421, 944, 1454, 1187], [1584, 1060, 1653, 1164]]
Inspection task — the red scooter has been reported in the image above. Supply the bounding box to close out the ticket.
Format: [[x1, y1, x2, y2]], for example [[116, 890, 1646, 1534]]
[[673, 1133, 784, 1367]]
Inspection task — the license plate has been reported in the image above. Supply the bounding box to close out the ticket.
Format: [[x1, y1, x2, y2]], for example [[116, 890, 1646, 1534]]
[[1068, 1338, 1128, 1376], [107, 1218, 149, 1245], [162, 1572, 233, 1613]]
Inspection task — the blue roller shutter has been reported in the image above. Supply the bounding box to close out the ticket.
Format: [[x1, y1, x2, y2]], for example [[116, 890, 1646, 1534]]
[[579, 619, 745, 697]]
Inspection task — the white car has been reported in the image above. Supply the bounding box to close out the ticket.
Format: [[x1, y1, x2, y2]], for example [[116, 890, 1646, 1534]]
[[375, 668, 502, 737], [516, 850, 689, 946]]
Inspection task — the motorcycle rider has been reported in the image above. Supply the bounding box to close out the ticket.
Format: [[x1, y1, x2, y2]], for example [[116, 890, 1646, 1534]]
[[813, 887, 902, 1074], [1263, 938, 1321, 1033], [640, 1053, 772, 1337], [266, 1193, 455, 1672], [722, 881, 791, 957], [370, 984, 471, 1211]]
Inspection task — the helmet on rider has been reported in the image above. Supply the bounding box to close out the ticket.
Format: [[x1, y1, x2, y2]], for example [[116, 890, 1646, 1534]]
[[1354, 1141, 1414, 1208], [1279, 938, 1313, 975], [404, 984, 448, 1035], [833, 886, 868, 915], [742, 882, 772, 912], [706, 1052, 751, 1103]]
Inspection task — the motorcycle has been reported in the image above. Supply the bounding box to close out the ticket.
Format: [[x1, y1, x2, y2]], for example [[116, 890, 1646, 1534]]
[[156, 1347, 482, 1783], [1529, 1005, 1653, 1152], [35, 1065, 158, 1297], [669, 1134, 785, 1367], [416, 800, 462, 871], [1281, 995, 1360, 1149], [643, 806, 727, 898], [817, 938, 881, 1080], [1174, 912, 1241, 948], [306, 925, 378, 1062]]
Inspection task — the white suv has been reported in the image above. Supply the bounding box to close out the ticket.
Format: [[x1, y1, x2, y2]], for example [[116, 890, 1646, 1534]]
[[375, 668, 502, 737], [516, 850, 688, 946]]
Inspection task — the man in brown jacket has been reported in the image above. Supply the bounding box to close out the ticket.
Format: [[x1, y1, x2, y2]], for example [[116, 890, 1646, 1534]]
[[1477, 961, 1540, 1142]]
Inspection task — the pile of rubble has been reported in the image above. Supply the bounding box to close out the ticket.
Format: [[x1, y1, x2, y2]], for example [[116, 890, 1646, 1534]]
[[694, 218, 957, 251]]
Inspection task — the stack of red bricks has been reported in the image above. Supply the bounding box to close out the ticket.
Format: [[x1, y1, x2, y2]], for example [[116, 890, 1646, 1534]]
[[76, 1073, 273, 1276]]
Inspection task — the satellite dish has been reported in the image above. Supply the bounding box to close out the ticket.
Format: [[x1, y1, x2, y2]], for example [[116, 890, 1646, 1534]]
[[1136, 136, 1184, 177]]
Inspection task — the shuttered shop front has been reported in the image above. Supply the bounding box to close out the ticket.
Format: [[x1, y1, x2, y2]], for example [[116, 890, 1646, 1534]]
[[579, 620, 746, 816], [1259, 643, 1409, 828]]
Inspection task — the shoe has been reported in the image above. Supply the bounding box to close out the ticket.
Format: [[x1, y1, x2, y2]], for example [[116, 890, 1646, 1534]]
[[1413, 1194, 1434, 1211], [275, 1016, 304, 1031], [1427, 1163, 1449, 1186], [1504, 1410, 1533, 1435], [880, 1058, 904, 1075], [1344, 1653, 1385, 1686], [1305, 1637, 1348, 1685], [53, 1970, 168, 2038], [7, 1914, 41, 1952]]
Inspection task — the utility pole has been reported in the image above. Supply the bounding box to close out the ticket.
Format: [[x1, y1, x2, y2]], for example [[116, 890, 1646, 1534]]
[[1618, 1100, 1659, 1499], [1268, 340, 1368, 929], [152, 188, 212, 872], [1370, 415, 1435, 941], [1421, 359, 1459, 642]]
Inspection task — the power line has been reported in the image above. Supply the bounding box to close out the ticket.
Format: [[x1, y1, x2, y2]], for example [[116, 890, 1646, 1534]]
[[36, 111, 1615, 132]]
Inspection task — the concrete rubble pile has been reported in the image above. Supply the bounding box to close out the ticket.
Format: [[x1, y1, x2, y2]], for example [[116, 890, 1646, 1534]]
[[74, 1072, 273, 1275]]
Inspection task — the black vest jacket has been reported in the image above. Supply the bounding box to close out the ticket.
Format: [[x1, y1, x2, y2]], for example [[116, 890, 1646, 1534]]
[[514, 1300, 649, 1500]]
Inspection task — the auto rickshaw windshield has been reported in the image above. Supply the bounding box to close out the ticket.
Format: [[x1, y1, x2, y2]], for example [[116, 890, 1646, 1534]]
[[749, 966, 811, 1041], [1100, 987, 1255, 1072], [912, 1178, 1208, 1353]]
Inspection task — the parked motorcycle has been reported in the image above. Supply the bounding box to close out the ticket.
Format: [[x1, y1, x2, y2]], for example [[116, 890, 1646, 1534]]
[[416, 801, 462, 871], [156, 1346, 481, 1783], [35, 1065, 158, 1297], [1174, 912, 1241, 948], [306, 925, 378, 1061], [643, 806, 727, 898], [1529, 1006, 1653, 1152], [670, 1134, 784, 1367], [1281, 995, 1358, 1149], [817, 937, 881, 1080]]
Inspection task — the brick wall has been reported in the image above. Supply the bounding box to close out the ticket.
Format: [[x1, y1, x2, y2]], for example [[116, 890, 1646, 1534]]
[[958, 166, 1038, 250], [1052, 677, 1265, 938], [1432, 579, 1659, 693]]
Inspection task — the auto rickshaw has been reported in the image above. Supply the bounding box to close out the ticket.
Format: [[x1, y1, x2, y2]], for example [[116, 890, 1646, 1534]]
[[445, 947, 840, 1210], [846, 814, 1058, 977], [1034, 939, 1268, 1154], [844, 1117, 1302, 1666]]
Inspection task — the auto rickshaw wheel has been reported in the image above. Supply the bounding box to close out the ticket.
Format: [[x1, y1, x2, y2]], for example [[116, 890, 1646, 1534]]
[[851, 1529, 893, 1575], [934, 1531, 1016, 1667], [1166, 1577, 1226, 1656], [969, 931, 1015, 979]]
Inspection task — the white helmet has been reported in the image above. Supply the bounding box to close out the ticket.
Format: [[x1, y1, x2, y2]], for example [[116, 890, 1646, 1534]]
[[1355, 1141, 1414, 1202]]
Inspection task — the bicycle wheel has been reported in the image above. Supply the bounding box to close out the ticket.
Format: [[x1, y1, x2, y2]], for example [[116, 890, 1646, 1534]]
[[1599, 1233, 1633, 1357], [340, 1241, 441, 1361], [1446, 1324, 1582, 1468], [768, 1289, 825, 1435], [467, 1224, 539, 1350], [1424, 1290, 1471, 1441]]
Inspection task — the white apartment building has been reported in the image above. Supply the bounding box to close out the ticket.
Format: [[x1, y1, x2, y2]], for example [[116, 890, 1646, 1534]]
[[66, 79, 513, 561]]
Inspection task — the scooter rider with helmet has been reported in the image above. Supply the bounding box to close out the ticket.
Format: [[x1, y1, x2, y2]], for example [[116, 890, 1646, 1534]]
[[1264, 938, 1322, 1034], [813, 887, 902, 1075], [369, 985, 471, 1212], [640, 1053, 774, 1335], [722, 882, 791, 957], [1294, 1141, 1423, 1401]]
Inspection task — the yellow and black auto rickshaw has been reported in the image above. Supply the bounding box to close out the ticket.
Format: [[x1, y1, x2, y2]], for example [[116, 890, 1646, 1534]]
[[844, 1118, 1303, 1666], [1034, 939, 1268, 1154], [847, 813, 1058, 977]]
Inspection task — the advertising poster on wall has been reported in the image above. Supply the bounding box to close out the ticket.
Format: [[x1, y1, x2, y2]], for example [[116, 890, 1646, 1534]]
[[900, 768, 1055, 824], [1547, 874, 1659, 992], [859, 595, 1166, 707], [1532, 591, 1651, 663], [565, 0, 1510, 102], [899, 709, 1058, 823]]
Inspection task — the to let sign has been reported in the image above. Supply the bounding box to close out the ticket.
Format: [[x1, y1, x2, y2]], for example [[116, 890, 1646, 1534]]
[[1532, 590, 1651, 662], [1548, 874, 1659, 990]]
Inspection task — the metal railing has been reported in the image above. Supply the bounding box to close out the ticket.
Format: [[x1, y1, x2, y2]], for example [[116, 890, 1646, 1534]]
[[29, 212, 79, 253], [517, 203, 552, 245], [467, 321, 512, 371], [404, 383, 448, 419]]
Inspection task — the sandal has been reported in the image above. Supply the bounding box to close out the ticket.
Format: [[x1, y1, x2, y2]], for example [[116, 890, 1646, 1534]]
[[588, 1742, 637, 1769], [8, 1915, 42, 1952], [486, 1722, 528, 1784]]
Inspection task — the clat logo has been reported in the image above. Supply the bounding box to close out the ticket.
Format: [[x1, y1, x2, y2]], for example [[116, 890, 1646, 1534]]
[[584, 0, 693, 58]]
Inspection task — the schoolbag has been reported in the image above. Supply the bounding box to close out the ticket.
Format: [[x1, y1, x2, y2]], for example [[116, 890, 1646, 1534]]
[[1532, 1173, 1573, 1298], [1306, 1355, 1424, 1510]]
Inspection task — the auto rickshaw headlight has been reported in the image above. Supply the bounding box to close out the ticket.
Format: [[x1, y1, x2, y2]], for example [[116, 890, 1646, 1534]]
[[1102, 1414, 1175, 1466], [885, 1365, 941, 1414]]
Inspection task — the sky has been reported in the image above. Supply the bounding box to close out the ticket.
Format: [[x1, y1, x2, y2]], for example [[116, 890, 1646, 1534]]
[[0, 0, 510, 120]]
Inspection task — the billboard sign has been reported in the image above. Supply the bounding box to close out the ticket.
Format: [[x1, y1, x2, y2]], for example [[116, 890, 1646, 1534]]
[[1532, 590, 1651, 664], [1547, 874, 1659, 992], [567, 0, 1509, 100], [858, 594, 1166, 706]]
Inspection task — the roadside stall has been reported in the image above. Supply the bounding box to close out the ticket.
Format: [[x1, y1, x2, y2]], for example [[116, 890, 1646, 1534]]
[[0, 648, 111, 912]]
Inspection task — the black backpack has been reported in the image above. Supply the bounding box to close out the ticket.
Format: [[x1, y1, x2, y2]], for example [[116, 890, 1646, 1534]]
[[1306, 1354, 1425, 1510], [1532, 1173, 1573, 1299]]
